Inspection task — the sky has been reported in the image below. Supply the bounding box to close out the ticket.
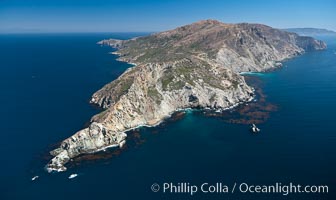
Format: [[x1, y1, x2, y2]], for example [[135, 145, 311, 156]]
[[0, 0, 335, 33]]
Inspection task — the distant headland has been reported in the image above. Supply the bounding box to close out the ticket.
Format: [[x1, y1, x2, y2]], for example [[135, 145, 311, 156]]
[[284, 28, 336, 37]]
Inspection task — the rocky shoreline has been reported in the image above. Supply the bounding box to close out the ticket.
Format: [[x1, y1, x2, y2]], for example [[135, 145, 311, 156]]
[[46, 19, 326, 172], [46, 84, 272, 172]]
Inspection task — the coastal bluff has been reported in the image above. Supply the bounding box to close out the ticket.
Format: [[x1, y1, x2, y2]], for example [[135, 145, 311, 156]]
[[46, 19, 326, 172]]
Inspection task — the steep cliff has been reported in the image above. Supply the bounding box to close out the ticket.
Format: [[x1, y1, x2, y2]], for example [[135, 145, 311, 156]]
[[46, 19, 326, 172]]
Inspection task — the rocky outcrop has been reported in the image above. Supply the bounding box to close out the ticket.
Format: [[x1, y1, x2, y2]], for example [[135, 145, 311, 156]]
[[47, 122, 126, 172], [46, 19, 326, 172], [97, 39, 123, 48]]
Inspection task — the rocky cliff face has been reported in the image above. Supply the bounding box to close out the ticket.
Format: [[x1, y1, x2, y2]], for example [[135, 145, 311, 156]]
[[46, 19, 326, 172]]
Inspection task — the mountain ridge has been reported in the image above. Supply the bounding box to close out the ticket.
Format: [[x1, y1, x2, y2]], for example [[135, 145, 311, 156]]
[[99, 19, 326, 72]]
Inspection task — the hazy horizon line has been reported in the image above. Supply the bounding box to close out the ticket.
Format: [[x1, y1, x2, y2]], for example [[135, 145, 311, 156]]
[[1, 22, 335, 34], [0, 31, 155, 34], [1, 27, 335, 34]]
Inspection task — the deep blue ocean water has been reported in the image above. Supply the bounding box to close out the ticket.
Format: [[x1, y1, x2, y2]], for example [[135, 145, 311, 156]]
[[0, 33, 335, 200]]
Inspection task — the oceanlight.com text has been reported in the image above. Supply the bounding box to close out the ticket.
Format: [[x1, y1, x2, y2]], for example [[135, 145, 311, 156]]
[[150, 182, 329, 196]]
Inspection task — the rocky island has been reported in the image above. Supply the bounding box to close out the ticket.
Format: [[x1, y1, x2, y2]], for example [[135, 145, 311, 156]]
[[46, 19, 326, 172]]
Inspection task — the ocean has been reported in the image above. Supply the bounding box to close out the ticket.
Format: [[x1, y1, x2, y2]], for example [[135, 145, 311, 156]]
[[0, 33, 335, 200]]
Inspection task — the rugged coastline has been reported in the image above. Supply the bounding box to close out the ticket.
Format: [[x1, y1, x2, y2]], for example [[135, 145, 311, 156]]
[[46, 19, 326, 172]]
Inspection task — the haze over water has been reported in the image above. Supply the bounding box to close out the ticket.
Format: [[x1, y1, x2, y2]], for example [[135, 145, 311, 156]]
[[0, 33, 335, 200]]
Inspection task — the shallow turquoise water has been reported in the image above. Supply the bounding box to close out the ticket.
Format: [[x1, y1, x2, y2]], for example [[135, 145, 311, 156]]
[[0, 34, 335, 200]]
